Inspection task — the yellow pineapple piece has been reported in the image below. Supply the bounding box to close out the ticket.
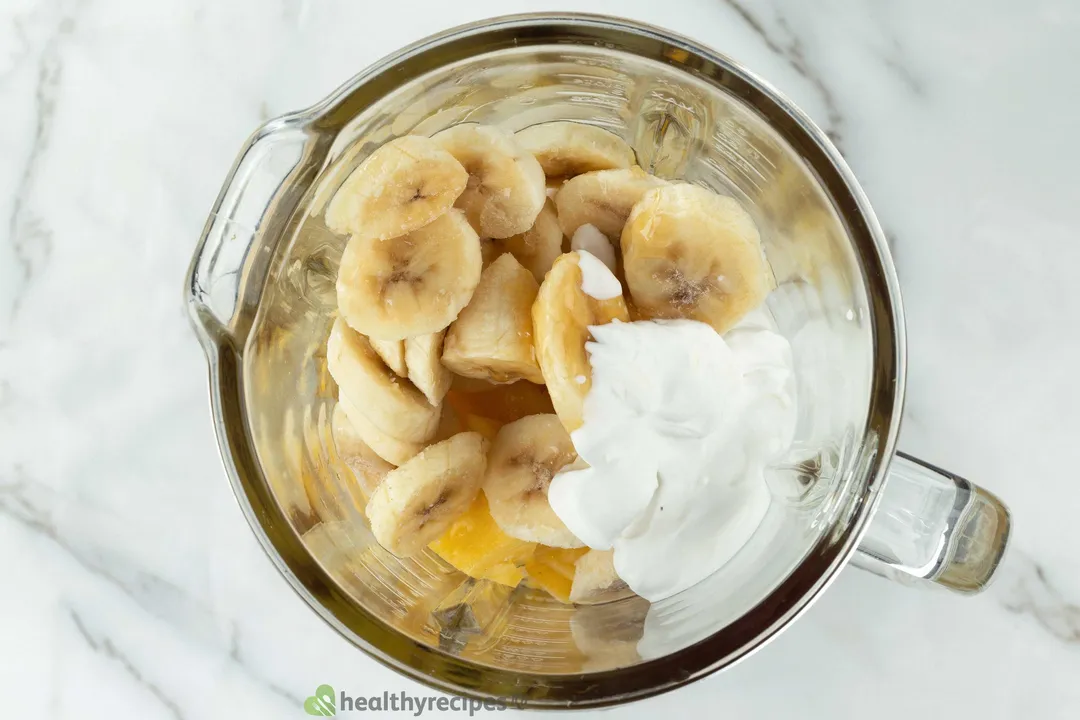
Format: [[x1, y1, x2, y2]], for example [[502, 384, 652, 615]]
[[429, 494, 537, 587], [479, 562, 528, 587], [525, 546, 589, 603]]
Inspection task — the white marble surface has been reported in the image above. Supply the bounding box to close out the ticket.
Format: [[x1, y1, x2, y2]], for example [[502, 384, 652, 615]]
[[2, 0, 1078, 717]]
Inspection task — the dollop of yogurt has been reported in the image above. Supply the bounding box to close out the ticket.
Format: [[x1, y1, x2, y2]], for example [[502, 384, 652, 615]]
[[575, 249, 622, 300], [571, 224, 618, 274], [548, 311, 797, 602]]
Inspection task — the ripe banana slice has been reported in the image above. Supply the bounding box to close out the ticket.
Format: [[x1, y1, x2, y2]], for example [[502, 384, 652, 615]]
[[369, 338, 407, 377], [404, 330, 452, 406], [326, 318, 440, 442], [331, 403, 394, 501], [442, 253, 545, 384], [483, 414, 585, 548], [325, 135, 468, 240], [433, 123, 546, 239], [515, 121, 635, 179], [570, 549, 633, 604], [532, 252, 629, 432], [337, 393, 424, 466], [621, 184, 771, 334], [336, 209, 483, 340], [365, 432, 490, 557], [485, 199, 564, 284], [554, 166, 667, 240]]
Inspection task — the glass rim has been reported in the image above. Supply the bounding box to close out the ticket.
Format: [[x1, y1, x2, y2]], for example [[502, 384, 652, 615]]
[[189, 12, 906, 709]]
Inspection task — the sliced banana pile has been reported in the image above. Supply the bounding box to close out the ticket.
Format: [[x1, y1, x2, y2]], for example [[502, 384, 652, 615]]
[[321, 119, 772, 607]]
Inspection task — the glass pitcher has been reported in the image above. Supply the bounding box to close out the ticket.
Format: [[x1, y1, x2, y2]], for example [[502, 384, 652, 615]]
[[185, 13, 1011, 709]]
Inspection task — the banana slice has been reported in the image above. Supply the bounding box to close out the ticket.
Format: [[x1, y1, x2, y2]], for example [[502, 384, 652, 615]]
[[442, 253, 545, 384], [621, 184, 771, 334], [404, 330, 452, 406], [336, 209, 483, 340], [337, 393, 424, 466], [554, 166, 667, 240], [433, 123, 546, 239], [331, 403, 394, 500], [483, 414, 585, 548], [325, 135, 468, 240], [365, 432, 490, 557], [570, 549, 633, 604], [485, 199, 564, 284], [532, 252, 629, 432], [515, 122, 635, 178], [326, 318, 440, 442], [369, 338, 407, 377]]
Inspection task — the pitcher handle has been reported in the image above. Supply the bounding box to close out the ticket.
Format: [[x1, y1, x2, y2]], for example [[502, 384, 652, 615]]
[[852, 451, 1011, 594], [184, 117, 326, 348]]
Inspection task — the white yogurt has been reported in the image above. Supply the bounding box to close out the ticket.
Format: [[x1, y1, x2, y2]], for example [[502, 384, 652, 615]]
[[575, 249, 622, 300], [571, 224, 618, 274], [548, 308, 797, 602]]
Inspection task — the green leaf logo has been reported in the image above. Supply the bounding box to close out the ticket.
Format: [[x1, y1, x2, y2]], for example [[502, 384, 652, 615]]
[[304, 684, 336, 716]]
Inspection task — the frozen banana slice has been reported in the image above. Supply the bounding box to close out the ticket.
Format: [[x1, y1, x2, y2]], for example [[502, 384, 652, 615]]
[[532, 252, 629, 432], [442, 253, 545, 384], [554, 166, 667, 240], [325, 134, 468, 240], [486, 199, 564, 284], [336, 393, 424, 467], [365, 432, 490, 557], [326, 318, 440, 443], [621, 183, 771, 334], [330, 402, 394, 500], [405, 330, 452, 406], [434, 123, 547, 239], [336, 209, 483, 341], [483, 414, 585, 548], [515, 121, 635, 178], [369, 337, 407, 377]]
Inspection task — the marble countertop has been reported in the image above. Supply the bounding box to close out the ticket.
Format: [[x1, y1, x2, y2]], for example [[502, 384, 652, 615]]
[[2, 0, 1078, 717]]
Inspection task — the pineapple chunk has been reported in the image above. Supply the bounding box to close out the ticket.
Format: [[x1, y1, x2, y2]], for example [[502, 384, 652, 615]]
[[480, 562, 529, 587], [525, 546, 589, 603], [430, 494, 537, 587]]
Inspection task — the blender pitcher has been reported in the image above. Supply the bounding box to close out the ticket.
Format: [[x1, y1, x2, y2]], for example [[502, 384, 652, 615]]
[[185, 13, 1011, 709]]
